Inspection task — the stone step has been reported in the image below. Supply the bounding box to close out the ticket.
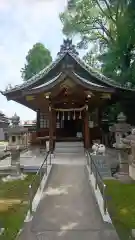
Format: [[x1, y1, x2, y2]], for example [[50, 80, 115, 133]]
[[55, 141, 84, 154], [55, 148, 84, 154], [55, 141, 84, 148], [55, 152, 85, 157]]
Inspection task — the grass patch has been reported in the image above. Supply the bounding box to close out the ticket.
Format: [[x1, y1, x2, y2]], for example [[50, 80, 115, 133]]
[[0, 173, 40, 240], [105, 179, 135, 240]]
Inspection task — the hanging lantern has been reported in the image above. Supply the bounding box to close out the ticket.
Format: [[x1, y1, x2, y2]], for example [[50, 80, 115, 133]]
[[62, 111, 65, 120], [68, 112, 70, 120], [57, 111, 59, 120], [79, 111, 82, 119], [73, 110, 76, 120]]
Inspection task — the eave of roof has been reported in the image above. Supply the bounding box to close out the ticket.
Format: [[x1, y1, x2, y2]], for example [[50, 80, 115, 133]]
[[72, 71, 114, 92], [1, 49, 135, 96], [22, 70, 114, 96], [30, 72, 63, 90]]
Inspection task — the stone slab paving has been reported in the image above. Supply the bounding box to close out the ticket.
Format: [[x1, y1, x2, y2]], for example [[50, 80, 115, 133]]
[[0, 151, 86, 169], [18, 165, 119, 240], [0, 148, 119, 169], [0, 149, 45, 170]]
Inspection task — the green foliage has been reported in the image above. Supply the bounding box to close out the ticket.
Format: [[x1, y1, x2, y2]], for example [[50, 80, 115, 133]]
[[60, 0, 135, 84], [104, 103, 122, 123], [21, 43, 52, 81], [83, 44, 101, 70]]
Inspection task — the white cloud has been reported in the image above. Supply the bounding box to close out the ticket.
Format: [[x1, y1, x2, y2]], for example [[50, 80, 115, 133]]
[[0, 0, 67, 120]]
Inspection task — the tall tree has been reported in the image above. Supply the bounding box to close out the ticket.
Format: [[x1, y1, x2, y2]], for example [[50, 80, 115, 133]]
[[60, 0, 126, 48], [99, 0, 135, 83], [21, 43, 52, 81], [60, 0, 135, 84]]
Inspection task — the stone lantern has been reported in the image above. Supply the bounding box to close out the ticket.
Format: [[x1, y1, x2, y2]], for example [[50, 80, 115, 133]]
[[109, 112, 131, 146], [6, 113, 28, 149], [109, 112, 132, 175], [2, 113, 28, 182], [121, 128, 135, 180]]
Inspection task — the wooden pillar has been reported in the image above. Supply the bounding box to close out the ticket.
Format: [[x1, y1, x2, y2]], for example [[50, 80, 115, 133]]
[[49, 105, 53, 152], [84, 106, 90, 149], [36, 109, 40, 137], [53, 110, 56, 150], [98, 107, 103, 142]]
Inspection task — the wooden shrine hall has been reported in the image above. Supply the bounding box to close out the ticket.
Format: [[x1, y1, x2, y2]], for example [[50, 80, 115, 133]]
[[1, 39, 135, 151]]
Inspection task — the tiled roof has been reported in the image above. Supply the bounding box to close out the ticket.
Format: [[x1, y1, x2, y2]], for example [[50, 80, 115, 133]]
[[2, 39, 135, 94]]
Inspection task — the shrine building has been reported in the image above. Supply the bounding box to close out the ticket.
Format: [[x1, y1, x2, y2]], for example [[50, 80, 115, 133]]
[[1, 39, 135, 150]]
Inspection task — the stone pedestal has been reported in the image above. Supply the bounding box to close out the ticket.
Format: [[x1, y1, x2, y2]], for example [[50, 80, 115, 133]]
[[118, 148, 129, 174], [113, 143, 130, 174], [2, 146, 26, 182], [10, 149, 21, 176]]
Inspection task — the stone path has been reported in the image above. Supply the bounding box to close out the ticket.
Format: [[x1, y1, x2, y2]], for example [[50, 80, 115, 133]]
[[18, 165, 119, 240]]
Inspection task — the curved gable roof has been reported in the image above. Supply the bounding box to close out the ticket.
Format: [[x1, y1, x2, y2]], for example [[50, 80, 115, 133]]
[[1, 39, 135, 97]]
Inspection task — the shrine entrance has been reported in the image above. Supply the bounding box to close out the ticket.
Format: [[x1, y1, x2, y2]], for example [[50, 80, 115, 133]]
[[55, 110, 84, 141], [64, 119, 77, 137], [64, 119, 83, 137]]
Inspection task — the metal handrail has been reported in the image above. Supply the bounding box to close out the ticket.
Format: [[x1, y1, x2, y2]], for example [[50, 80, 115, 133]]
[[88, 150, 103, 179], [86, 150, 107, 214], [28, 150, 51, 215]]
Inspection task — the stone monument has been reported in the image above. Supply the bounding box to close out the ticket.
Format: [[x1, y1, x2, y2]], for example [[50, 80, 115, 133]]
[[110, 112, 132, 175]]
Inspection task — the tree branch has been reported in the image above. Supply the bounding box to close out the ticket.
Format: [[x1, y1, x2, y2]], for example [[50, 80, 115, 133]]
[[95, 0, 116, 24], [95, 19, 114, 42], [115, 1, 120, 21], [96, 30, 109, 44], [74, 16, 114, 44]]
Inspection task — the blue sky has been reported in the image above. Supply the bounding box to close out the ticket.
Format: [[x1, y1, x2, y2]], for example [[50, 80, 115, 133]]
[[0, 0, 68, 120]]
